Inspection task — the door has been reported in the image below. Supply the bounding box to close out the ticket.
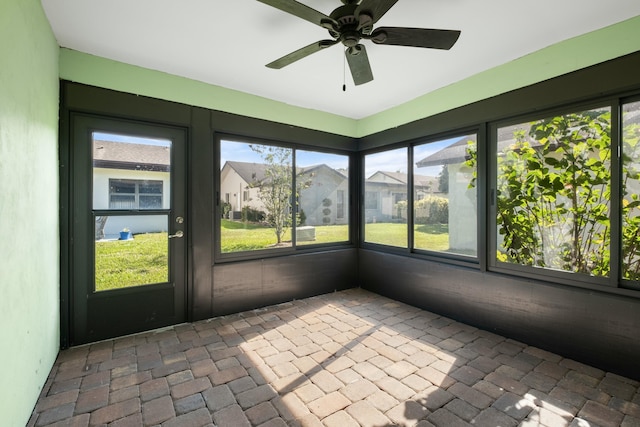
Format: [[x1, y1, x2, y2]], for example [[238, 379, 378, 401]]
[[70, 115, 187, 344]]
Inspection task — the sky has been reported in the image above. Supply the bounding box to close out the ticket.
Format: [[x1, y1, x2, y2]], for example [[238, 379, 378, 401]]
[[220, 140, 349, 171], [94, 133, 464, 178], [364, 136, 464, 178], [93, 132, 172, 147]]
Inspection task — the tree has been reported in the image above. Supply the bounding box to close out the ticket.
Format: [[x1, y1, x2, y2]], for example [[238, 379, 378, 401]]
[[249, 145, 293, 244], [437, 164, 449, 193]]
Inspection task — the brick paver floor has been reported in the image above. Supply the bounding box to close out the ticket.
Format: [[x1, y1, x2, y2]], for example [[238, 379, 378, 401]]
[[29, 289, 640, 426]]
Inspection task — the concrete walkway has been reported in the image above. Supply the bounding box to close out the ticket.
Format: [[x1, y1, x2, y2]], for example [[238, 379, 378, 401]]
[[30, 289, 640, 426]]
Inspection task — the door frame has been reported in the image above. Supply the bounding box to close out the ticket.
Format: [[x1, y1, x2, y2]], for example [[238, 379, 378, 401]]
[[65, 113, 188, 345]]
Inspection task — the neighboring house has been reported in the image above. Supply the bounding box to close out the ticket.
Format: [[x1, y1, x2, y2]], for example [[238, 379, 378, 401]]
[[93, 140, 171, 239], [364, 171, 437, 223], [416, 135, 477, 253], [220, 161, 349, 226], [298, 164, 349, 226], [220, 161, 267, 218]]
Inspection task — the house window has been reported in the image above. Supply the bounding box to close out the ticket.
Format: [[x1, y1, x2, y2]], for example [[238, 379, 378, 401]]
[[413, 134, 478, 257], [490, 106, 612, 279], [336, 190, 345, 219], [219, 139, 350, 254], [364, 148, 408, 247], [109, 179, 163, 209], [364, 192, 378, 210]]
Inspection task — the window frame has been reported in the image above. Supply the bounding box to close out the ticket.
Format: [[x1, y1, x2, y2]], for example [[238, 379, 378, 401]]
[[410, 131, 482, 262], [215, 134, 354, 262], [360, 129, 484, 266], [487, 100, 622, 290]]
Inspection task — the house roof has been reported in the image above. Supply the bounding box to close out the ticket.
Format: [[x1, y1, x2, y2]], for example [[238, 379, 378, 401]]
[[416, 125, 549, 168], [223, 161, 348, 185], [223, 161, 269, 185], [367, 171, 437, 189], [93, 140, 170, 171]]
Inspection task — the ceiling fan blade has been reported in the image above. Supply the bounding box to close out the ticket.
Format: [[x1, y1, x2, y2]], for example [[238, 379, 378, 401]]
[[346, 44, 373, 86], [355, 0, 398, 24], [266, 40, 338, 69], [371, 27, 461, 50], [256, 0, 338, 30]]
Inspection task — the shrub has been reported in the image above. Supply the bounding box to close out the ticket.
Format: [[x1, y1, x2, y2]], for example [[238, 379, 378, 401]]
[[221, 201, 232, 219], [414, 196, 449, 224], [242, 206, 265, 223]]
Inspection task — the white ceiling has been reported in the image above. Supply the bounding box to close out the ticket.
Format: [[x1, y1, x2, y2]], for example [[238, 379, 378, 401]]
[[42, 0, 640, 120]]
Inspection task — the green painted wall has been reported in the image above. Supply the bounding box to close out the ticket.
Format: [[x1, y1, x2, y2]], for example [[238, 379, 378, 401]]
[[60, 15, 640, 138], [59, 49, 358, 138], [0, 1, 60, 426]]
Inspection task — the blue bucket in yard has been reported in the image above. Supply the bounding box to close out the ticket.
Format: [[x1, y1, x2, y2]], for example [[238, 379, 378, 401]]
[[119, 231, 132, 240]]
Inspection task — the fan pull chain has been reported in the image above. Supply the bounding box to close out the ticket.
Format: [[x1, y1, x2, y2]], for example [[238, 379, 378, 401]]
[[342, 48, 346, 92]]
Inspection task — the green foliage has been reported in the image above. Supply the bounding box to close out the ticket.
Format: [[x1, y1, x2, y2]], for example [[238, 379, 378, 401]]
[[621, 121, 640, 280], [221, 201, 232, 219], [241, 206, 265, 223], [466, 109, 616, 276], [249, 144, 293, 244], [438, 164, 449, 193], [297, 208, 307, 226], [414, 196, 449, 224], [395, 196, 449, 224]]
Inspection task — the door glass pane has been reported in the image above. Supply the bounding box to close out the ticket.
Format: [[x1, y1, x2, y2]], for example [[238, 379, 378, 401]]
[[364, 148, 408, 247], [413, 134, 478, 257], [93, 133, 171, 210], [495, 107, 611, 277], [622, 100, 640, 281], [94, 214, 169, 291], [92, 132, 172, 292], [296, 150, 349, 245]]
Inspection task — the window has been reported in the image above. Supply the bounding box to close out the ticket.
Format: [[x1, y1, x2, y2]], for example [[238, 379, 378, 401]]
[[364, 148, 408, 247], [413, 134, 477, 257], [337, 190, 345, 219], [109, 179, 163, 209], [219, 139, 350, 254], [364, 191, 378, 210], [490, 107, 612, 278], [296, 150, 350, 246]]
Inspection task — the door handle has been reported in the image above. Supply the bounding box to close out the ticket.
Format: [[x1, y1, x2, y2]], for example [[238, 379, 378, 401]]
[[168, 230, 184, 239]]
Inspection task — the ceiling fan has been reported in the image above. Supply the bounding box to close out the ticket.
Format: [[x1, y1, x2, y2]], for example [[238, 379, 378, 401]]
[[257, 0, 461, 86]]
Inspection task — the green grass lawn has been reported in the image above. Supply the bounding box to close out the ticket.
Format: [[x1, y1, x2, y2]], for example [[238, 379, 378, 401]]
[[221, 219, 349, 252], [94, 223, 454, 291], [222, 220, 451, 252], [364, 223, 450, 250], [95, 233, 168, 291]]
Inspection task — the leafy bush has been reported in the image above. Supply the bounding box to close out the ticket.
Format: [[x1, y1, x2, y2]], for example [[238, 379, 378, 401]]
[[241, 206, 265, 223], [393, 197, 448, 224], [221, 201, 232, 219]]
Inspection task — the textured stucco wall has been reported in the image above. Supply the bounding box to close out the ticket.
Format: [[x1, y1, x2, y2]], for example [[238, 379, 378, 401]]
[[0, 0, 60, 425]]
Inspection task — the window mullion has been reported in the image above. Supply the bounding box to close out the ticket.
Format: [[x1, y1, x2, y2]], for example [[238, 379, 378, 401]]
[[610, 101, 621, 287]]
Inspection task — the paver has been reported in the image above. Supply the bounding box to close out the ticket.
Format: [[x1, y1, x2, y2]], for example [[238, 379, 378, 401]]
[[142, 395, 175, 425], [346, 400, 392, 425], [307, 391, 351, 418], [28, 289, 640, 427]]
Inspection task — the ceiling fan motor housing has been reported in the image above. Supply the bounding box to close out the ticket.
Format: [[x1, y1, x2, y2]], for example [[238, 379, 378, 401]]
[[329, 4, 372, 47]]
